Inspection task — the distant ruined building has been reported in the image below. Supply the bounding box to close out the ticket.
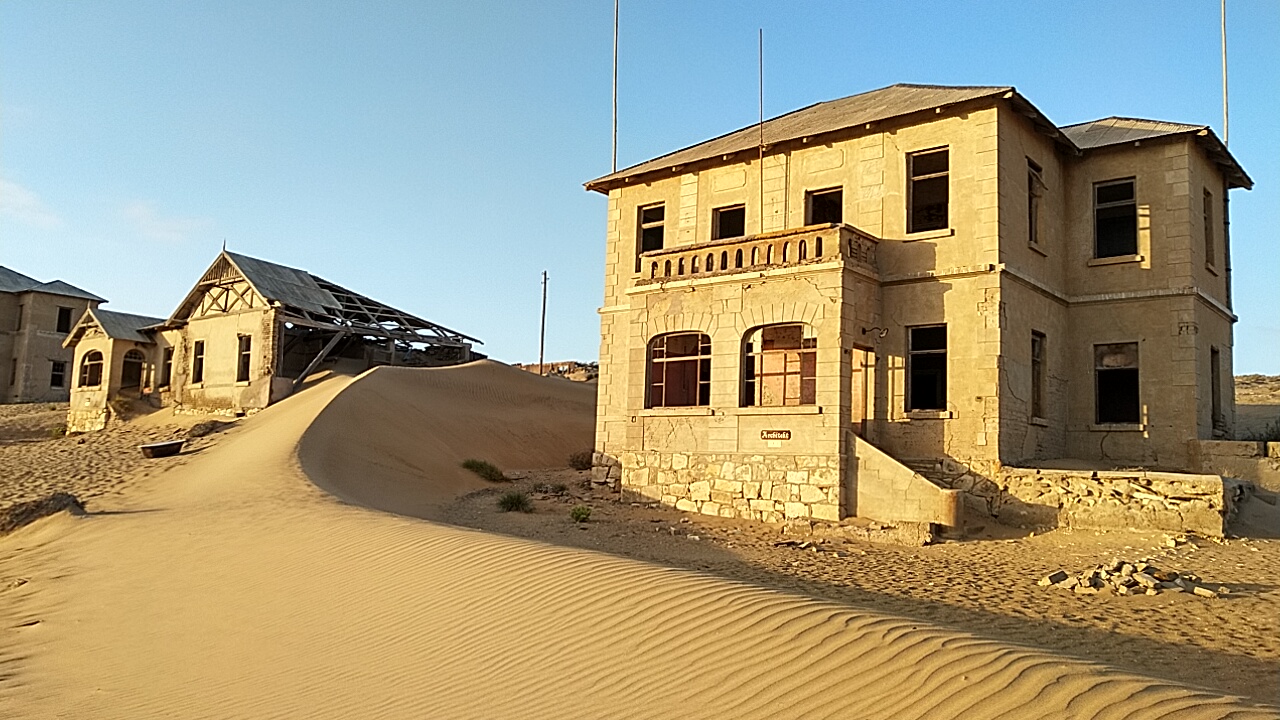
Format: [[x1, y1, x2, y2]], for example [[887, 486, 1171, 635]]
[[0, 266, 105, 404], [64, 251, 480, 432], [586, 83, 1254, 535]]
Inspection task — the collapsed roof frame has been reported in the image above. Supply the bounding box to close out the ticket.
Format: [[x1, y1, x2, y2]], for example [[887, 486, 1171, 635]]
[[277, 275, 479, 349]]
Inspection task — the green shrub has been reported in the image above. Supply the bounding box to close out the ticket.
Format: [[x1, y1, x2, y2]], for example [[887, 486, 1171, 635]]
[[568, 450, 594, 471], [48, 425, 67, 438], [462, 459, 507, 482], [570, 505, 592, 523], [498, 491, 533, 513]]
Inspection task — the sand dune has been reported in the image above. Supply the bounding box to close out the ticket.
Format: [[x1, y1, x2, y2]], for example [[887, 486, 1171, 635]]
[[0, 362, 1275, 718]]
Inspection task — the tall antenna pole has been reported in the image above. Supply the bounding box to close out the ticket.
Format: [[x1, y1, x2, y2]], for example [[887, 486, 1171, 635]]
[[538, 270, 548, 376], [1220, 0, 1229, 145], [757, 28, 764, 232], [612, 0, 619, 172]]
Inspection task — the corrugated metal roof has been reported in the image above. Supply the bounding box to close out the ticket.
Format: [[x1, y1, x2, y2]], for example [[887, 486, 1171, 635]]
[[225, 251, 341, 315], [0, 266, 39, 293], [0, 266, 105, 301], [587, 84, 1013, 190], [29, 280, 106, 302], [90, 309, 164, 343], [1061, 117, 1206, 149]]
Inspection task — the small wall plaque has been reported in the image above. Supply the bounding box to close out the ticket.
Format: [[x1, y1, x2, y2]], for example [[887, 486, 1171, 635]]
[[760, 430, 792, 441]]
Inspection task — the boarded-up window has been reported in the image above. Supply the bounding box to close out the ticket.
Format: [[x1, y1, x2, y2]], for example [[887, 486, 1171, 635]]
[[806, 187, 843, 225], [192, 340, 206, 384], [1031, 331, 1046, 419], [743, 324, 817, 407], [1095, 342, 1139, 424], [1094, 179, 1137, 258], [908, 148, 948, 233], [713, 205, 745, 240], [647, 332, 710, 408], [79, 351, 104, 388], [908, 325, 947, 411], [237, 335, 252, 382]]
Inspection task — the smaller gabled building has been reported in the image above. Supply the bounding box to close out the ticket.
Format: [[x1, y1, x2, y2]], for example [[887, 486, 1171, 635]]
[[0, 266, 105, 403], [65, 250, 479, 432]]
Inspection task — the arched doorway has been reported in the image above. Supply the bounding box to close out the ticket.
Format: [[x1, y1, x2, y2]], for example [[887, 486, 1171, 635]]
[[121, 349, 145, 395]]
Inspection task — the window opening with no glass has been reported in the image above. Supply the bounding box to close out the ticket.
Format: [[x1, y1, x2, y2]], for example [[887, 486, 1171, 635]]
[[637, 203, 665, 272], [713, 205, 746, 240], [79, 351, 104, 388], [806, 188, 843, 225], [742, 324, 817, 407], [50, 360, 66, 388], [237, 335, 252, 382], [908, 148, 948, 233], [1027, 159, 1044, 247], [1095, 342, 1139, 424], [1031, 331, 1046, 419], [907, 325, 947, 411], [191, 340, 206, 384], [1094, 179, 1137, 258], [647, 332, 710, 408], [56, 307, 74, 334]]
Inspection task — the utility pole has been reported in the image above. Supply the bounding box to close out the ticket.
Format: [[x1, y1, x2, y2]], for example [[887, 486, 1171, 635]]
[[538, 270, 548, 376]]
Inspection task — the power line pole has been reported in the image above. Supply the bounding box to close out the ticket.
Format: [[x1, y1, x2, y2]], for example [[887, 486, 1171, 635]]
[[538, 270, 548, 376]]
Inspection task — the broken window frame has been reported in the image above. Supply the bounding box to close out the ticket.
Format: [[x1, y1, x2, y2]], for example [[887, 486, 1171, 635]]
[[1094, 342, 1140, 425], [1031, 331, 1046, 419], [1027, 159, 1044, 248], [712, 204, 746, 241], [191, 340, 206, 384], [1203, 188, 1215, 269], [805, 187, 843, 226], [646, 332, 711, 408], [236, 334, 252, 382], [50, 360, 66, 388], [79, 350, 104, 388], [907, 325, 947, 412], [1093, 178, 1138, 259], [56, 307, 74, 334], [636, 203, 665, 272], [908, 148, 949, 234], [742, 323, 817, 407]]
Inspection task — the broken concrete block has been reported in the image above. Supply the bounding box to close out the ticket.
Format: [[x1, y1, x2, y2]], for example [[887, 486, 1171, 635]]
[[1039, 570, 1069, 587], [1193, 585, 1219, 598]]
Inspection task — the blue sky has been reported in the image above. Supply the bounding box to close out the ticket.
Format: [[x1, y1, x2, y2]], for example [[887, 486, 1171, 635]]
[[2, 1, 1277, 371]]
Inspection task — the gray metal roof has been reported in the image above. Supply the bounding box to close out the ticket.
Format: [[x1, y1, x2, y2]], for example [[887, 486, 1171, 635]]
[[587, 84, 1014, 191], [0, 266, 105, 301], [91, 309, 164, 343], [1061, 116, 1251, 189], [225, 251, 340, 315]]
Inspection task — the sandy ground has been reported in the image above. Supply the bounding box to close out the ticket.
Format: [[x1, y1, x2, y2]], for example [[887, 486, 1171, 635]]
[[0, 363, 1276, 718], [1237, 375, 1280, 440]]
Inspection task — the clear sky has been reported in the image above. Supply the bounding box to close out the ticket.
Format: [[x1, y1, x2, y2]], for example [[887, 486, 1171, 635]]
[[2, 1, 1277, 371]]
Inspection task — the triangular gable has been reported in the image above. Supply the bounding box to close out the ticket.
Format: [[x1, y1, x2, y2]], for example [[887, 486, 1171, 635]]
[[167, 252, 267, 324], [64, 307, 164, 348]]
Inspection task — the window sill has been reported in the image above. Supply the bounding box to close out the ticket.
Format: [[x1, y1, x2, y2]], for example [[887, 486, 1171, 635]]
[[1029, 416, 1049, 427], [1028, 242, 1048, 258], [234, 381, 250, 387], [733, 405, 822, 416], [906, 410, 954, 419], [1205, 264, 1219, 277], [900, 228, 955, 242], [640, 407, 714, 417], [1088, 254, 1144, 267], [1090, 423, 1145, 432]]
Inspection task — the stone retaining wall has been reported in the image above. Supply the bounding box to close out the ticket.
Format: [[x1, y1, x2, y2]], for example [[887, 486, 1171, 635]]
[[1189, 440, 1280, 492]]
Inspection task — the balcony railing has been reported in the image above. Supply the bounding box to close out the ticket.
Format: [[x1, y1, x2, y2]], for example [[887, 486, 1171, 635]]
[[635, 223, 878, 285]]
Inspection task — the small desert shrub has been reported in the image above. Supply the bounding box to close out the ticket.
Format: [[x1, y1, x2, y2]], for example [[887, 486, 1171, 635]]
[[462, 459, 507, 482], [570, 505, 592, 523], [568, 450, 594, 471], [532, 482, 569, 495], [48, 425, 67, 438], [498, 491, 533, 513]]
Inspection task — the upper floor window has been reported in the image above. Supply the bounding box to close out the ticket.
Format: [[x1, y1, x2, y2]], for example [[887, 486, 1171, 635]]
[[908, 148, 948, 233], [907, 325, 947, 411], [636, 203, 665, 272], [742, 323, 816, 407], [1203, 188, 1216, 269], [56, 307, 74, 334], [1094, 179, 1137, 258], [1095, 342, 1139, 424], [712, 204, 745, 240], [79, 350, 104, 388], [646, 332, 710, 408], [806, 187, 843, 225], [1027, 159, 1044, 248]]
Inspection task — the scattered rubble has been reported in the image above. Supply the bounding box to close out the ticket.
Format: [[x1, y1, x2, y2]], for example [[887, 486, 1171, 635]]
[[1038, 556, 1230, 598]]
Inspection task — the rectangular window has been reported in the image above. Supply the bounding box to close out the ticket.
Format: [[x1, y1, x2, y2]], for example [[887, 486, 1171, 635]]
[[907, 325, 947, 411], [50, 360, 66, 388], [237, 335, 252, 382], [1031, 331, 1046, 419], [1094, 179, 1137, 258], [1027, 159, 1043, 247], [806, 187, 843, 225], [1203, 189, 1215, 268], [8, 359, 15, 388], [15, 304, 24, 331], [647, 333, 710, 408], [908, 148, 948, 233], [191, 340, 205, 384], [712, 204, 746, 240], [636, 203, 665, 271], [159, 347, 173, 388], [1210, 346, 1222, 429], [56, 307, 74, 334], [1095, 342, 1140, 424], [743, 324, 817, 407]]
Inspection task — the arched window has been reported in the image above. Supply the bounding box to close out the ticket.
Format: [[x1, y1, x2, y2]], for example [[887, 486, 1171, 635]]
[[121, 349, 145, 389], [782, 242, 790, 262], [720, 251, 729, 270], [651, 262, 659, 279], [766, 245, 774, 264], [815, 237, 823, 257], [750, 247, 759, 265], [664, 260, 672, 277], [742, 323, 817, 407], [691, 255, 700, 274], [79, 351, 104, 388], [706, 253, 715, 272], [799, 240, 808, 260], [677, 258, 685, 276], [734, 249, 743, 268], [647, 332, 711, 408]]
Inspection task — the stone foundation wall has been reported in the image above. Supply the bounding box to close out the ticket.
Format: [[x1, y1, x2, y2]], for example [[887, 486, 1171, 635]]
[[66, 407, 108, 434], [1189, 440, 1280, 492], [618, 451, 841, 523]]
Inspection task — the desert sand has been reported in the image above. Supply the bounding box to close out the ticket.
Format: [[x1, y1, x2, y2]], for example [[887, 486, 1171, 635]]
[[0, 361, 1276, 718]]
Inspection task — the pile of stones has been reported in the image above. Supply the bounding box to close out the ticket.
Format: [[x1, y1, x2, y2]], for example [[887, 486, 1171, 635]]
[[1038, 558, 1228, 598]]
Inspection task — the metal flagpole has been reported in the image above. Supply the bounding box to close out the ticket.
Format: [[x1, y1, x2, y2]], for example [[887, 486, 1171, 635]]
[[612, 0, 619, 172], [1221, 0, 1229, 145], [538, 271, 548, 376], [758, 28, 764, 231]]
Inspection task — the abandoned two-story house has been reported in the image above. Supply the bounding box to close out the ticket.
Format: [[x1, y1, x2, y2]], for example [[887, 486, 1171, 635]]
[[586, 84, 1251, 531], [64, 250, 479, 432], [1, 266, 105, 404]]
